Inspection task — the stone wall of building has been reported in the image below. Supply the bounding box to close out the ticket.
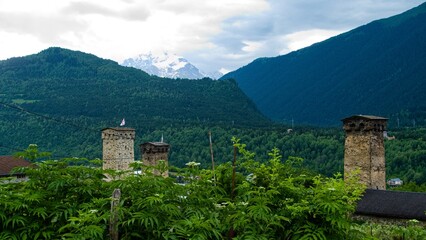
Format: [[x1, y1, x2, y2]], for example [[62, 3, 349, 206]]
[[141, 142, 170, 177], [102, 128, 135, 171], [343, 115, 387, 190], [370, 131, 386, 190]]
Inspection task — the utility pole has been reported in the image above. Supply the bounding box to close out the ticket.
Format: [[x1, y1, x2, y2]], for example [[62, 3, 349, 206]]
[[208, 131, 216, 184]]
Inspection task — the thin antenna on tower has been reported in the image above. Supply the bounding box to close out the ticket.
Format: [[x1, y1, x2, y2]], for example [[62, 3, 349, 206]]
[[161, 134, 164, 143]]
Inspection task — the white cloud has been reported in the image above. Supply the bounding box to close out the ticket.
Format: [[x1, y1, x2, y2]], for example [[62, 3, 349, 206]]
[[219, 68, 230, 74], [282, 29, 344, 53], [0, 32, 47, 59], [0, 0, 424, 73], [242, 40, 265, 53]]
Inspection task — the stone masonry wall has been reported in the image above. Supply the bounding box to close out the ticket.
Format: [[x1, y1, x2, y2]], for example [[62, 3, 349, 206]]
[[141, 143, 169, 177], [102, 128, 135, 171], [343, 116, 386, 190], [344, 132, 372, 186], [370, 131, 386, 190]]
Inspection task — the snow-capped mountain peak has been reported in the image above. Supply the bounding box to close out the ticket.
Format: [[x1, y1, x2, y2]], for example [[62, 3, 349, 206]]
[[121, 52, 222, 80]]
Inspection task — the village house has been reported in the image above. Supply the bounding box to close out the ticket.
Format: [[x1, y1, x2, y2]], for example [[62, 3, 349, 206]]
[[387, 178, 404, 187], [0, 155, 32, 181]]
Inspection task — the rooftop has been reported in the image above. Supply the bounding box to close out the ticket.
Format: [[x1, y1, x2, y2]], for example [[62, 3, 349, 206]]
[[355, 189, 426, 221], [141, 142, 170, 147], [342, 115, 388, 122], [0, 156, 32, 176], [102, 127, 135, 131]]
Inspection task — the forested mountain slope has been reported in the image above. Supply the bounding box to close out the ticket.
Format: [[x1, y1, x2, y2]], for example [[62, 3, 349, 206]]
[[222, 2, 426, 126], [0, 47, 268, 157], [0, 48, 424, 184]]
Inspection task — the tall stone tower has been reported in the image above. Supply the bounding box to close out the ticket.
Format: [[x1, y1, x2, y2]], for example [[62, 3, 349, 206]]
[[140, 142, 170, 177], [342, 115, 387, 190], [102, 127, 135, 171]]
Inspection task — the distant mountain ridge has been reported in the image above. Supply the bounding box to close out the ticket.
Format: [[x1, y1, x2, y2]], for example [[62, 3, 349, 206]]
[[222, 2, 426, 126], [0, 47, 265, 124], [122, 52, 223, 79], [0, 47, 268, 157]]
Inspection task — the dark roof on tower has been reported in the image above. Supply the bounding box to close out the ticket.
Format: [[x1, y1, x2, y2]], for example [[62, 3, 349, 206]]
[[342, 115, 388, 122], [355, 189, 426, 221], [102, 127, 135, 131], [0, 156, 32, 177], [141, 142, 170, 147]]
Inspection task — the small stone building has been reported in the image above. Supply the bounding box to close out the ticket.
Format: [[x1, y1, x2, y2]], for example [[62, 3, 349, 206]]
[[102, 127, 135, 171], [140, 142, 170, 177], [342, 115, 387, 190]]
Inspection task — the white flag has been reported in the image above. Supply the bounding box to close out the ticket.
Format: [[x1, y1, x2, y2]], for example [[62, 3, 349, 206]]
[[120, 118, 125, 126]]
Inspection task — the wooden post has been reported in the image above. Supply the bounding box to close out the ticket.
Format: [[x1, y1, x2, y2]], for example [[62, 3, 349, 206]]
[[110, 188, 121, 240]]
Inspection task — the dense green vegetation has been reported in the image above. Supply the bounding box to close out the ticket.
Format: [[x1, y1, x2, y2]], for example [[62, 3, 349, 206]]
[[0, 144, 360, 239], [385, 128, 426, 184], [2, 144, 425, 239], [2, 105, 426, 185], [222, 2, 426, 126], [392, 182, 426, 192], [0, 46, 267, 167]]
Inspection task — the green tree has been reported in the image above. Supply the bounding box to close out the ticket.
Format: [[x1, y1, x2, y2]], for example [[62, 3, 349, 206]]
[[13, 144, 51, 162]]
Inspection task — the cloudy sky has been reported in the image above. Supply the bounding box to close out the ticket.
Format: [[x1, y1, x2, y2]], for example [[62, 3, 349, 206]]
[[0, 0, 424, 74]]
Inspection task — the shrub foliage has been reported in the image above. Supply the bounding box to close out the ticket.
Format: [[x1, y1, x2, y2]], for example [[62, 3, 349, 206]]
[[2, 141, 421, 239]]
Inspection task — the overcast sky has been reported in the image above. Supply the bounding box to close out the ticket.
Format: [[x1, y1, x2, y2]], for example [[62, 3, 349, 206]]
[[0, 0, 424, 74]]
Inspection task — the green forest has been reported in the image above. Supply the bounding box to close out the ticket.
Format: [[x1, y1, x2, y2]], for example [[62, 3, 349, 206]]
[[222, 2, 426, 126], [1, 100, 426, 185], [2, 143, 425, 239], [1, 48, 425, 187], [0, 47, 268, 126]]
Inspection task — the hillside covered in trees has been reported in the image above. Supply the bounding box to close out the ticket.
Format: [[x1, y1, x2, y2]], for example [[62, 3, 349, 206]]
[[0, 47, 268, 157], [222, 2, 426, 126], [0, 47, 356, 176], [0, 47, 425, 185], [0, 47, 267, 125]]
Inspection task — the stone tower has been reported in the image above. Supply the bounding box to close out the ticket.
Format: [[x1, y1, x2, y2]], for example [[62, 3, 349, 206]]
[[102, 127, 135, 171], [140, 142, 170, 177], [342, 115, 387, 190]]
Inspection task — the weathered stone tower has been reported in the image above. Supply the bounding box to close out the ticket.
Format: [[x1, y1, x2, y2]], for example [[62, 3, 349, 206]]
[[342, 115, 387, 190], [140, 142, 170, 177], [102, 127, 135, 171]]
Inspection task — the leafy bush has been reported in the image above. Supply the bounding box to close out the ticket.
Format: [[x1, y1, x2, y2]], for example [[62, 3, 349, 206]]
[[1, 140, 367, 239]]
